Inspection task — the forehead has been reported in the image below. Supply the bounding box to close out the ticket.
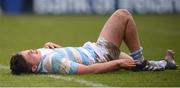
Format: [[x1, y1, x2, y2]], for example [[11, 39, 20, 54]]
[[20, 49, 34, 62]]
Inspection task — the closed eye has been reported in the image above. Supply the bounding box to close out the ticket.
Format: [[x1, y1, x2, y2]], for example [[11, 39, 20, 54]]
[[28, 49, 33, 55]]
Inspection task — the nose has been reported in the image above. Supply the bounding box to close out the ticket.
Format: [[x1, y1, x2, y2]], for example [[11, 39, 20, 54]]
[[29, 49, 35, 54], [34, 50, 38, 54], [30, 49, 33, 53]]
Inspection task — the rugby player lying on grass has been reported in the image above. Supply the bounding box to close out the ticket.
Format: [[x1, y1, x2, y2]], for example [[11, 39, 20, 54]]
[[10, 9, 178, 75]]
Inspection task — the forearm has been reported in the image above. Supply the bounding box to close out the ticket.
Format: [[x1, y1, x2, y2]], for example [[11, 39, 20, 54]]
[[90, 60, 119, 73], [77, 60, 119, 74], [77, 58, 136, 74]]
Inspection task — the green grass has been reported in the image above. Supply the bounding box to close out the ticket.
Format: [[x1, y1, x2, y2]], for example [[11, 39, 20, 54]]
[[0, 14, 180, 87]]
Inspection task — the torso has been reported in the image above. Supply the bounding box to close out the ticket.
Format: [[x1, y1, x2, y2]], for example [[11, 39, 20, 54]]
[[36, 47, 97, 74]]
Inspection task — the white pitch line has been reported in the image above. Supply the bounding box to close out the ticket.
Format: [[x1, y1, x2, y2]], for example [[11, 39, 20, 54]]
[[48, 75, 107, 87], [0, 64, 108, 87], [0, 64, 9, 69]]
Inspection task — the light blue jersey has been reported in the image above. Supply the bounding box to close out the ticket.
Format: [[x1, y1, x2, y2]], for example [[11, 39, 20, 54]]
[[36, 44, 97, 74], [36, 38, 121, 74]]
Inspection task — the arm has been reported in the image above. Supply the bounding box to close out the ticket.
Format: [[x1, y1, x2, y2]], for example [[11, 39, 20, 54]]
[[77, 59, 136, 74], [44, 42, 62, 48]]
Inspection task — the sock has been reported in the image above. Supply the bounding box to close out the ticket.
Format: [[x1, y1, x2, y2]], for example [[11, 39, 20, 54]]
[[130, 47, 144, 63]]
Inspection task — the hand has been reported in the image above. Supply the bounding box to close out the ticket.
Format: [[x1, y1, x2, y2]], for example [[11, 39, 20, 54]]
[[117, 59, 136, 70], [44, 42, 61, 49]]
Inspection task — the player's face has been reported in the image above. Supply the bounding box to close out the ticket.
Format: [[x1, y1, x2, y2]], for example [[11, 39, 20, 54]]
[[20, 49, 41, 66]]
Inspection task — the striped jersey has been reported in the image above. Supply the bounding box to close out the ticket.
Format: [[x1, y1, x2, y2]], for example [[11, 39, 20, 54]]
[[36, 45, 98, 74]]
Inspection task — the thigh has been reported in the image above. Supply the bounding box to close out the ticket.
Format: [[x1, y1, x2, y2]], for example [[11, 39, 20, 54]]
[[97, 9, 130, 47]]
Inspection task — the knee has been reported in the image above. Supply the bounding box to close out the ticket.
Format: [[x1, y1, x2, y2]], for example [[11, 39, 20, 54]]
[[113, 9, 132, 18], [116, 9, 131, 16]]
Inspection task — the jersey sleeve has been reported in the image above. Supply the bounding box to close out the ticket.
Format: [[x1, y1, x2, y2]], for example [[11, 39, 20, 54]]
[[51, 53, 79, 74]]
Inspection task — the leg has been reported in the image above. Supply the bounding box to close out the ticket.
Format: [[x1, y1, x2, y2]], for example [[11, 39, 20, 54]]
[[119, 52, 133, 60], [97, 9, 177, 71], [98, 9, 144, 62], [98, 9, 141, 52]]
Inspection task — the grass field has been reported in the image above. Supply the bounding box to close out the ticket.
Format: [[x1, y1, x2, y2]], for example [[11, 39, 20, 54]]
[[0, 14, 180, 87]]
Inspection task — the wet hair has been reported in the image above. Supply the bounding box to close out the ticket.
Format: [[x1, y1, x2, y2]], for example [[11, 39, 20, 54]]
[[10, 53, 33, 75]]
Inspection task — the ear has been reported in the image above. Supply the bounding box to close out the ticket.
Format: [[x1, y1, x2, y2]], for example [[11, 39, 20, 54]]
[[31, 65, 38, 72]]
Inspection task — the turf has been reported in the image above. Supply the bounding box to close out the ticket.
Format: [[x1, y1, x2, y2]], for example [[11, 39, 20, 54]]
[[0, 14, 180, 87]]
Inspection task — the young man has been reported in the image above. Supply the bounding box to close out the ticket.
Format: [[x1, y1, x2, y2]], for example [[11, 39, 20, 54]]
[[10, 9, 178, 75]]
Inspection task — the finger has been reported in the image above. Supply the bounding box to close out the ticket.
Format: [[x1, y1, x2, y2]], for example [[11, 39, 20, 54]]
[[132, 62, 137, 65], [54, 43, 61, 48], [127, 65, 136, 70], [126, 63, 136, 66], [128, 60, 136, 65], [129, 59, 136, 64], [44, 45, 49, 48], [134, 60, 140, 64], [129, 64, 136, 67], [47, 45, 52, 49], [50, 45, 55, 49], [53, 44, 58, 48], [134, 60, 139, 62]]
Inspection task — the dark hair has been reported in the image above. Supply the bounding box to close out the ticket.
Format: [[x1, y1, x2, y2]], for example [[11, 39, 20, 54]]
[[10, 53, 33, 75]]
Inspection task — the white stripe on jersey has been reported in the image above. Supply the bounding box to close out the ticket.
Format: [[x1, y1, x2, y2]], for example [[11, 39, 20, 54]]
[[61, 48, 68, 58], [42, 53, 54, 72], [43, 53, 54, 73], [70, 47, 82, 64], [59, 58, 71, 74], [38, 48, 54, 56]]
